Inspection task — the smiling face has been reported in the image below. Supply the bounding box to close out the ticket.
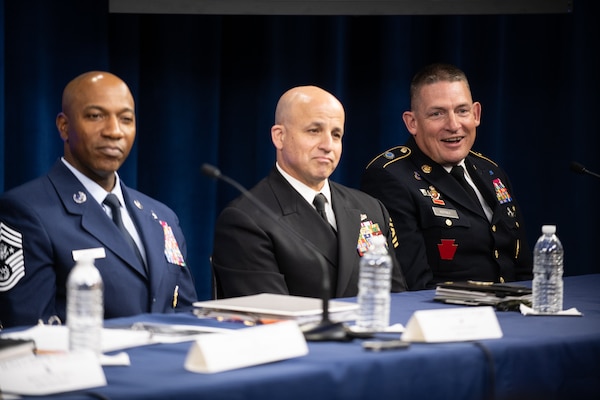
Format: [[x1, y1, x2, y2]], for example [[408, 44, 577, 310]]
[[271, 86, 344, 191], [402, 80, 481, 167], [56, 72, 135, 191]]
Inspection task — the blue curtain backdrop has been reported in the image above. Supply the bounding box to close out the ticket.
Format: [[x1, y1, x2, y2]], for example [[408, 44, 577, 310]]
[[1, 0, 599, 301]]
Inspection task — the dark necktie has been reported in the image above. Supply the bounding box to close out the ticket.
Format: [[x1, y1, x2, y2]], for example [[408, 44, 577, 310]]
[[450, 165, 481, 206], [103, 194, 145, 266], [313, 193, 328, 222]]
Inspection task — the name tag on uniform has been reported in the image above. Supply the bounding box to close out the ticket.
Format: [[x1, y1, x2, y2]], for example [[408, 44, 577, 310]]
[[432, 207, 459, 219], [72, 247, 106, 262]]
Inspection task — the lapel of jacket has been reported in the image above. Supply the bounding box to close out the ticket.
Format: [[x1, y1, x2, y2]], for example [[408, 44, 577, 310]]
[[49, 162, 148, 278], [464, 155, 501, 216], [329, 183, 362, 297], [121, 187, 170, 290], [268, 169, 338, 267]]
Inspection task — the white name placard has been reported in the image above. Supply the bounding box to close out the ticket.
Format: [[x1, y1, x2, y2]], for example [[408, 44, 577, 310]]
[[72, 247, 106, 261], [184, 320, 308, 373], [401, 306, 503, 343]]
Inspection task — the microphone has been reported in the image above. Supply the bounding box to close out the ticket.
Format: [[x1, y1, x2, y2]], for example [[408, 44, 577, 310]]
[[570, 161, 600, 179], [201, 163, 356, 341]]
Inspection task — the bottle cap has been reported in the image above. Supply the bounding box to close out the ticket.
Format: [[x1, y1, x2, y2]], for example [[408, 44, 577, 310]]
[[541, 225, 556, 234]]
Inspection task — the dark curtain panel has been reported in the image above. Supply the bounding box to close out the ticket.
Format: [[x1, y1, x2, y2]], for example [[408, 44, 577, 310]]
[[2, 0, 599, 300]]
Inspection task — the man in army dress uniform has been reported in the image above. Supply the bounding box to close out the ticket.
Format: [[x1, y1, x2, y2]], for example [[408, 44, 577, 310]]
[[361, 63, 532, 290]]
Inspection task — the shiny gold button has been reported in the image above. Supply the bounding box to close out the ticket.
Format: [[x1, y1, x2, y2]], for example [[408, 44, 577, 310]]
[[494, 250, 499, 258], [500, 276, 505, 283], [445, 219, 452, 226], [515, 222, 520, 228], [491, 225, 497, 232]]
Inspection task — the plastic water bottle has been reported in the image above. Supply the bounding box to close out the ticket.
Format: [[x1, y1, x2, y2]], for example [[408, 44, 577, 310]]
[[532, 225, 564, 313], [66, 257, 104, 355], [356, 235, 392, 331]]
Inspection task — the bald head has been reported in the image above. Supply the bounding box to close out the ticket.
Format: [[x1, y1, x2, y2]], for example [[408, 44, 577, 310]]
[[271, 85, 345, 191], [274, 85, 344, 126], [61, 71, 134, 116], [56, 71, 136, 191]]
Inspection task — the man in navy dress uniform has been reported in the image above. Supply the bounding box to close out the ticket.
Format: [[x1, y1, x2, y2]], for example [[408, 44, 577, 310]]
[[0, 71, 197, 328], [361, 63, 532, 290], [212, 86, 406, 299]]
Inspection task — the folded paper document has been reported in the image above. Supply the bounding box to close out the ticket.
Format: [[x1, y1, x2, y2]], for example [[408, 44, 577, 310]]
[[0, 350, 107, 396], [0, 323, 230, 355], [0, 337, 36, 361], [193, 293, 358, 325], [434, 281, 532, 310]]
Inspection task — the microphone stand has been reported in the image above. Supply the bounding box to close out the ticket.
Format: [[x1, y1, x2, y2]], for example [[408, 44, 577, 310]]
[[202, 164, 354, 341], [570, 161, 600, 179]]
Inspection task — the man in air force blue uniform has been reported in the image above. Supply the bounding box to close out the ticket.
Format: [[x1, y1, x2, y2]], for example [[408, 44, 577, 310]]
[[0, 71, 197, 328]]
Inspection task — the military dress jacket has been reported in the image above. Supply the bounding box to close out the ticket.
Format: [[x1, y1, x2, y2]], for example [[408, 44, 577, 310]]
[[0, 161, 197, 328], [361, 136, 532, 290], [212, 167, 407, 299]]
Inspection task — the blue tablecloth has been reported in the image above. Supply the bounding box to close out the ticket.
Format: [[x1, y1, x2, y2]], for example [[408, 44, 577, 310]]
[[15, 274, 600, 400]]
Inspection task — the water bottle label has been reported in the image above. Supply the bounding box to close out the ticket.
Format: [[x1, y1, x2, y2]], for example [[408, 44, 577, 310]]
[[67, 290, 103, 316]]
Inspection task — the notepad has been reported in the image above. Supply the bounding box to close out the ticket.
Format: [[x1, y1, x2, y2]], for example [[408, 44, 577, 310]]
[[193, 293, 358, 325]]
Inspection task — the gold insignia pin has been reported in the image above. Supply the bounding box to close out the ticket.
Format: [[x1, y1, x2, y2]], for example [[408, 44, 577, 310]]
[[134, 200, 143, 209], [421, 165, 432, 174]]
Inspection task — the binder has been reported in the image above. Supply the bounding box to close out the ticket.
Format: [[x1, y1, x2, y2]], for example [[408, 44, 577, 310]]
[[193, 293, 358, 325], [434, 281, 532, 310]]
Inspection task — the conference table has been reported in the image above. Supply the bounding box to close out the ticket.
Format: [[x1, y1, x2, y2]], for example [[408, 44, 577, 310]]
[[13, 274, 600, 400]]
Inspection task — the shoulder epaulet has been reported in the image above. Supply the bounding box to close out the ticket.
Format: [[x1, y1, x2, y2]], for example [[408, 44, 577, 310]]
[[469, 150, 499, 168], [365, 146, 411, 169]]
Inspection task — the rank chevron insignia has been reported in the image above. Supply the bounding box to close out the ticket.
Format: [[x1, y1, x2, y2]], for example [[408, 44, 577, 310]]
[[0, 222, 25, 292]]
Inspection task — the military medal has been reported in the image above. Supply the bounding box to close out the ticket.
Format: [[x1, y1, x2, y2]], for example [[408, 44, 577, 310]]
[[356, 219, 382, 256], [160, 220, 186, 266], [493, 178, 512, 204], [420, 186, 445, 205]]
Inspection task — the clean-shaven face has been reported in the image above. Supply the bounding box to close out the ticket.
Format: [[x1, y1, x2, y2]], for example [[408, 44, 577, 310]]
[[272, 88, 344, 191], [403, 80, 481, 166]]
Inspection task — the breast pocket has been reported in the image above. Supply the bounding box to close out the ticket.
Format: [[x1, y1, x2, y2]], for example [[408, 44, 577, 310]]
[[164, 261, 186, 276], [495, 215, 521, 232]]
